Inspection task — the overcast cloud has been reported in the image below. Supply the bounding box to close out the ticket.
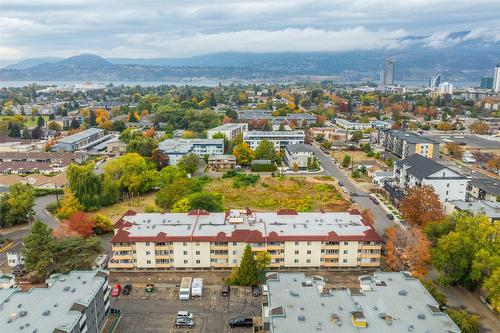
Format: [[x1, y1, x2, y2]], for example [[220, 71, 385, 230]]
[[0, 0, 499, 61]]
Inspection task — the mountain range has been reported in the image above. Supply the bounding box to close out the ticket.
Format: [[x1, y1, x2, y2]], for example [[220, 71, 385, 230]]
[[1, 38, 499, 83]]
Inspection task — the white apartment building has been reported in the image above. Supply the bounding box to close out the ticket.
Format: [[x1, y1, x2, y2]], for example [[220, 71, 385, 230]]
[[158, 138, 224, 165], [243, 131, 305, 150], [390, 154, 469, 203], [335, 119, 372, 130], [207, 123, 248, 140], [109, 209, 382, 271]]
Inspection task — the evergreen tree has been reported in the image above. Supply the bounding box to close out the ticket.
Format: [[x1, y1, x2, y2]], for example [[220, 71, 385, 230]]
[[237, 245, 258, 286], [70, 118, 80, 129], [254, 139, 276, 161], [37, 115, 45, 128], [23, 221, 55, 282]]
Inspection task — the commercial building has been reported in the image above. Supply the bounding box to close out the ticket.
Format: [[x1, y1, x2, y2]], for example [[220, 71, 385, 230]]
[[0, 270, 110, 333], [378, 129, 439, 160], [467, 177, 500, 202], [207, 155, 237, 171], [52, 128, 111, 152], [386, 154, 468, 204], [244, 131, 305, 150], [263, 271, 461, 333], [284, 144, 316, 170], [494, 63, 500, 92], [158, 138, 224, 166], [109, 209, 382, 271], [0, 135, 46, 153], [335, 119, 372, 130], [309, 127, 345, 142], [445, 200, 500, 222], [480, 76, 494, 89], [207, 123, 248, 141]]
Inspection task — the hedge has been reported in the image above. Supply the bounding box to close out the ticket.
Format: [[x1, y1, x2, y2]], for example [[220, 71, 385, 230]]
[[250, 164, 277, 172]]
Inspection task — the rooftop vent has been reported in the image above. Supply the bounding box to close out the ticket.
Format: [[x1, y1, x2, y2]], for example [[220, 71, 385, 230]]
[[54, 303, 58, 307], [63, 286, 70, 292], [408, 325, 414, 331], [19, 311, 27, 317], [17, 303, 22, 308], [77, 276, 81, 279], [418, 313, 426, 320], [298, 315, 306, 321], [399, 289, 408, 296], [289, 291, 300, 297], [71, 288, 76, 293], [82, 281, 87, 284], [42, 310, 50, 316]]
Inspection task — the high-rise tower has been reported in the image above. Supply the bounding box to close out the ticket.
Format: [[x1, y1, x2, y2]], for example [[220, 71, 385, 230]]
[[493, 63, 500, 92], [383, 57, 396, 85]]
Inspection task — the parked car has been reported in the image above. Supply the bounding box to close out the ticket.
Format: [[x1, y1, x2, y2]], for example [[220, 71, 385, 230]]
[[338, 181, 344, 186], [251, 285, 261, 297], [175, 317, 195, 328], [350, 197, 356, 203], [262, 285, 268, 296], [12, 264, 25, 277], [145, 284, 155, 292], [370, 197, 379, 204], [386, 213, 394, 220], [177, 311, 194, 320], [222, 285, 230, 297], [122, 284, 132, 295], [229, 317, 253, 328], [111, 284, 122, 297]]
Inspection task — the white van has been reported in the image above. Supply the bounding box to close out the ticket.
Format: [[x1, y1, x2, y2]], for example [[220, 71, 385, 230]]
[[179, 277, 192, 301], [191, 278, 203, 298]]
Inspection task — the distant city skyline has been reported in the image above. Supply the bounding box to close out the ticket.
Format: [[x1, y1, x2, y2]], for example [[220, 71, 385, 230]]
[[1, 0, 500, 62]]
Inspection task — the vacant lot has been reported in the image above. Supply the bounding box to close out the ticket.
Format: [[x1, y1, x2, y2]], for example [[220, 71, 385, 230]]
[[94, 192, 157, 221], [205, 176, 350, 212]]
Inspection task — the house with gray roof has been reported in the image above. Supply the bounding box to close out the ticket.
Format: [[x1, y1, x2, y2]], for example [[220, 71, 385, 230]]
[[386, 154, 468, 204], [284, 144, 316, 170], [467, 177, 500, 202], [0, 270, 110, 333]]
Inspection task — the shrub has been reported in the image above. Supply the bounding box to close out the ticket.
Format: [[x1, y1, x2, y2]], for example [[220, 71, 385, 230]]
[[222, 170, 238, 178], [233, 174, 260, 188], [92, 214, 114, 235], [250, 163, 276, 172]]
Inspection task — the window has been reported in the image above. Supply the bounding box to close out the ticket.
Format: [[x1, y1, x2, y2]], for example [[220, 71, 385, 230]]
[[183, 260, 188, 264], [306, 259, 311, 263], [196, 242, 200, 246], [183, 242, 187, 246], [145, 242, 150, 246], [233, 242, 238, 246], [146, 251, 151, 255], [233, 259, 238, 263], [343, 250, 348, 254], [447, 183, 450, 188], [446, 191, 449, 195], [358, 249, 362, 253], [294, 259, 299, 263], [307, 241, 311, 245], [196, 260, 200, 264], [195, 251, 200, 255], [295, 241, 299, 246], [183, 251, 188, 255], [146, 260, 151, 264], [344, 241, 348, 245], [343, 259, 347, 263], [307, 250, 311, 255], [294, 250, 299, 255], [233, 251, 237, 255]]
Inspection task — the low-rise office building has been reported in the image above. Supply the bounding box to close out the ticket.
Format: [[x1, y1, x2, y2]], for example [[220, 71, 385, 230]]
[[244, 131, 305, 150], [158, 139, 224, 166], [385, 154, 468, 204], [263, 272, 461, 333], [0, 270, 110, 333], [207, 123, 248, 140], [109, 209, 382, 271], [378, 129, 439, 159], [284, 144, 315, 170], [52, 128, 111, 152]]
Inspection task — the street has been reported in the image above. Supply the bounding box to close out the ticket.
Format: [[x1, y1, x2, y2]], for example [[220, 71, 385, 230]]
[[310, 145, 396, 234]]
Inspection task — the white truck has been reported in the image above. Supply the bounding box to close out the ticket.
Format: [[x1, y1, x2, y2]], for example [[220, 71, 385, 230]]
[[179, 277, 192, 301], [191, 278, 203, 298]]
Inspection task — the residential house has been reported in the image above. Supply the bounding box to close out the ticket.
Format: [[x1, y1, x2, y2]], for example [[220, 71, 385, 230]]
[[467, 177, 500, 202], [207, 155, 237, 171], [284, 144, 315, 170]]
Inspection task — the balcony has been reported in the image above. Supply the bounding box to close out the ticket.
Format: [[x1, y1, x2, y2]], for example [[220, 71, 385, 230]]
[[108, 262, 134, 269], [155, 263, 171, 268], [267, 245, 283, 251], [323, 254, 340, 259], [212, 262, 229, 268], [155, 254, 171, 259], [210, 245, 229, 251], [112, 245, 133, 251], [211, 253, 229, 259], [322, 262, 339, 267], [112, 253, 133, 260]]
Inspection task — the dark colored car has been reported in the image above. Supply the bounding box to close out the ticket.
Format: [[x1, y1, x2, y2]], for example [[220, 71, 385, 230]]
[[386, 213, 394, 220], [338, 181, 344, 186], [229, 317, 253, 328], [370, 197, 379, 204], [222, 285, 230, 297], [251, 285, 261, 297], [12, 264, 26, 277], [350, 197, 356, 203], [175, 317, 195, 328], [122, 284, 132, 295]]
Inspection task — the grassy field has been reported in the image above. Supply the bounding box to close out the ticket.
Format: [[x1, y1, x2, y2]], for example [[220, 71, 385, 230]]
[[205, 176, 350, 212], [93, 192, 157, 221], [0, 115, 50, 127]]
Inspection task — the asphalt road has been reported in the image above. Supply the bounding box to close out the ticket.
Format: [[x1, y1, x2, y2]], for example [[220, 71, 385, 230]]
[[310, 145, 396, 235]]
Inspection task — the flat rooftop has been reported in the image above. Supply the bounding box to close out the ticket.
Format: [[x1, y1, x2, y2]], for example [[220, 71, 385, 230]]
[[158, 138, 223, 154], [244, 131, 305, 138], [57, 128, 104, 144], [450, 200, 500, 219], [208, 123, 247, 132], [266, 272, 461, 333], [112, 210, 381, 243], [0, 270, 107, 333], [428, 134, 500, 149], [384, 130, 438, 144]]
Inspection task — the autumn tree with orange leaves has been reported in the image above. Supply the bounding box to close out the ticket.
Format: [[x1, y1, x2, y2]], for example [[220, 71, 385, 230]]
[[385, 225, 431, 276], [361, 209, 374, 226], [54, 212, 94, 239], [400, 185, 444, 227]]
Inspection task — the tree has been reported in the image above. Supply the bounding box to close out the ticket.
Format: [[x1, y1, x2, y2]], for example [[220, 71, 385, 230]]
[[54, 212, 95, 239], [361, 209, 374, 226], [104, 153, 158, 193], [23, 221, 55, 282], [67, 163, 103, 211], [446, 308, 480, 333], [110, 120, 126, 132], [157, 166, 187, 188], [155, 178, 203, 210], [351, 131, 363, 142], [236, 245, 259, 286], [469, 121, 490, 134], [233, 142, 254, 166], [189, 192, 223, 212], [127, 137, 156, 157], [91, 214, 114, 234], [436, 121, 454, 132], [444, 142, 464, 158], [400, 185, 444, 227], [56, 189, 83, 219], [53, 236, 101, 273], [70, 118, 80, 129], [385, 226, 431, 276], [315, 133, 325, 142], [254, 139, 276, 161], [486, 155, 500, 173], [341, 154, 351, 168], [0, 183, 35, 227], [255, 251, 271, 282], [177, 153, 199, 175], [88, 109, 97, 126], [37, 115, 45, 128], [483, 267, 500, 313], [128, 109, 139, 122], [31, 126, 43, 139], [48, 121, 62, 131]]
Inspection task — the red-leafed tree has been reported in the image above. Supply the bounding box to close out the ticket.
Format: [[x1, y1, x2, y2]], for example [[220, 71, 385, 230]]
[[400, 185, 444, 227], [385, 225, 430, 276], [54, 212, 94, 239]]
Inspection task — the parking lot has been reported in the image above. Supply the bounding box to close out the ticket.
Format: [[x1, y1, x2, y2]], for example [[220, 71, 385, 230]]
[[113, 284, 262, 333]]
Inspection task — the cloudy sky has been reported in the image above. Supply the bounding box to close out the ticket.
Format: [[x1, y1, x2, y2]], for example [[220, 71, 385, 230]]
[[1, 0, 499, 61]]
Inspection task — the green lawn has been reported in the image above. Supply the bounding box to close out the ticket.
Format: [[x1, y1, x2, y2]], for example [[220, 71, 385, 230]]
[[0, 115, 50, 127]]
